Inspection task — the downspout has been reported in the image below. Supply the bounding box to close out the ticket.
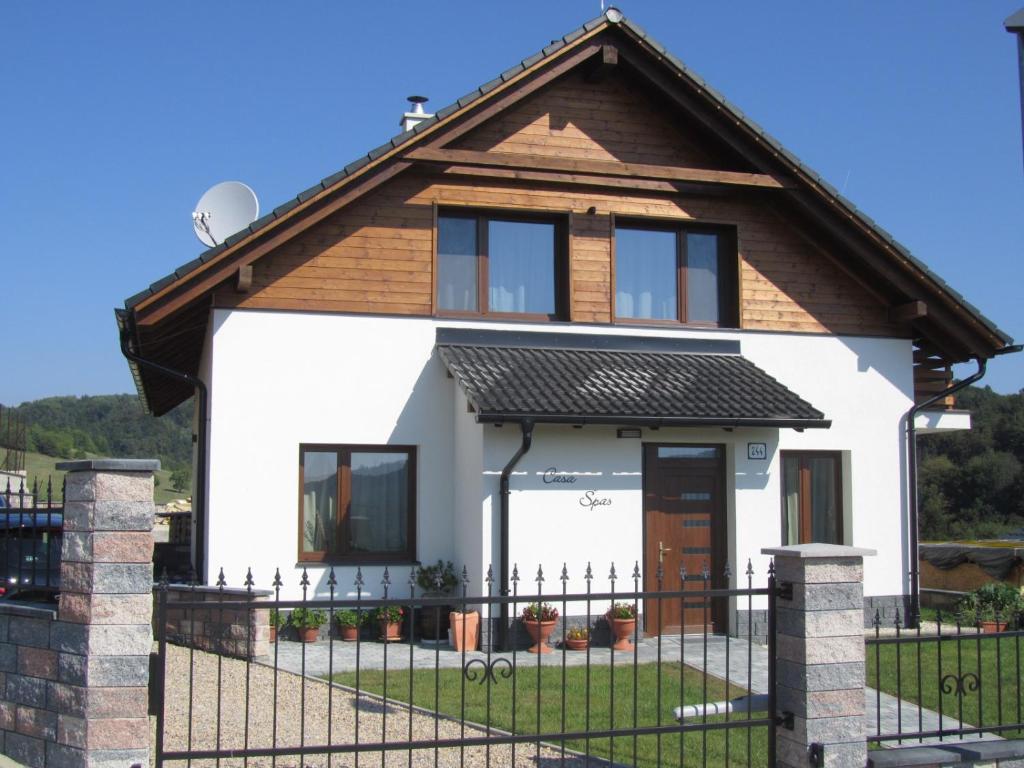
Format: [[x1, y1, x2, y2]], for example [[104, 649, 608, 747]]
[[118, 313, 209, 584], [498, 419, 533, 650], [906, 357, 986, 619]]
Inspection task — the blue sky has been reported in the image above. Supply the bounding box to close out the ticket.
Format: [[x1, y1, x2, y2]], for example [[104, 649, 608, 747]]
[[1, 2, 1022, 406]]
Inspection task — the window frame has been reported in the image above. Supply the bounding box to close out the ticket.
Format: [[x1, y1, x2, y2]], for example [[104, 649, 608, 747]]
[[612, 218, 738, 328], [779, 450, 844, 546], [435, 208, 569, 321], [297, 443, 417, 565]]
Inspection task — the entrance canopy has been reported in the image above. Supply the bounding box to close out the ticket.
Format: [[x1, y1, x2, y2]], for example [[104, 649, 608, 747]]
[[437, 328, 830, 429]]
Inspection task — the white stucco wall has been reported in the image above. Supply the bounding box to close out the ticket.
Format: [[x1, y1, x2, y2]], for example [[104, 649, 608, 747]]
[[201, 309, 913, 602]]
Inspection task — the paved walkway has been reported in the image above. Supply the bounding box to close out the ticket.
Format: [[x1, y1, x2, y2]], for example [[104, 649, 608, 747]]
[[264, 632, 992, 747]]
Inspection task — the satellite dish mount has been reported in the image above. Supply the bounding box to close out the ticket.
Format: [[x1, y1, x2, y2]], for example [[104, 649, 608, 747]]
[[191, 181, 259, 247]]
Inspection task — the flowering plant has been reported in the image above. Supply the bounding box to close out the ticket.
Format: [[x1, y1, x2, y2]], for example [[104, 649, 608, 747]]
[[521, 602, 559, 622], [373, 605, 404, 623], [608, 602, 637, 620]]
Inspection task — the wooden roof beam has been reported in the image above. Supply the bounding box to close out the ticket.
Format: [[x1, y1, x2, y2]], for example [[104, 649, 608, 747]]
[[406, 147, 792, 189], [888, 300, 927, 323], [585, 44, 619, 83]]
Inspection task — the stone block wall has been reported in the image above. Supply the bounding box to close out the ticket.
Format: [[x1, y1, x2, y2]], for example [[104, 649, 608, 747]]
[[0, 459, 158, 768], [157, 585, 271, 660]]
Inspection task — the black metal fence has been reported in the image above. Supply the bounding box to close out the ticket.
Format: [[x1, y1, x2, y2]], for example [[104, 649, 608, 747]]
[[152, 560, 778, 768], [0, 476, 63, 600], [866, 608, 1024, 745]]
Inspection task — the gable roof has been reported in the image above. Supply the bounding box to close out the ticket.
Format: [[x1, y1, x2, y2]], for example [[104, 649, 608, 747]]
[[120, 7, 1014, 415]]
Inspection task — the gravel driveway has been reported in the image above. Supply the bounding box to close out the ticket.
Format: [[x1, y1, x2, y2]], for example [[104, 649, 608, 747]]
[[156, 644, 610, 768]]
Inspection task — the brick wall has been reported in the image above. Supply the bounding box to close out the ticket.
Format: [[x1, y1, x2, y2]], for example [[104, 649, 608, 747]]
[[0, 459, 158, 768], [156, 585, 272, 660]]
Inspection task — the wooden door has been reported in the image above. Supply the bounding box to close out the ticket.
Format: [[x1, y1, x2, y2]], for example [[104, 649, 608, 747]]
[[643, 444, 726, 635]]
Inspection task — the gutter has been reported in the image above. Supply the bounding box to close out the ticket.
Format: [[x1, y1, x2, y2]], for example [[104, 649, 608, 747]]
[[116, 309, 209, 583], [476, 413, 830, 430], [498, 419, 533, 650], [906, 344, 1022, 617]]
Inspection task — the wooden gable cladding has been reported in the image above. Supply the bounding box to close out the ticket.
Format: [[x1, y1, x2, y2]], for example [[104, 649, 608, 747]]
[[213, 167, 901, 339], [452, 69, 745, 171]]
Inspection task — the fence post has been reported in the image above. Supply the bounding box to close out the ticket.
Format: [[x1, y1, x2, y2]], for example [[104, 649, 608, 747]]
[[762, 543, 876, 768], [55, 458, 158, 768]]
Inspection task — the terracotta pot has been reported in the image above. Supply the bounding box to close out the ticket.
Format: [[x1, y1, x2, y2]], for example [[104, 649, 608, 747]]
[[524, 619, 557, 654], [269, 626, 277, 644], [339, 625, 360, 642], [298, 626, 320, 643], [609, 617, 635, 651], [565, 636, 589, 651], [379, 620, 402, 642], [980, 620, 1010, 634], [449, 610, 480, 651]]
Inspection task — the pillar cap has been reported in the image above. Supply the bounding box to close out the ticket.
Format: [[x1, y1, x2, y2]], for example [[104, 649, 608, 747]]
[[56, 458, 161, 473], [761, 543, 876, 559]]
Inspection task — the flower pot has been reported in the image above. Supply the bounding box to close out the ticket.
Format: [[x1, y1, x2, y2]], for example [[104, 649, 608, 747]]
[[378, 620, 402, 642], [269, 626, 277, 644], [980, 619, 1009, 634], [565, 637, 589, 651], [339, 625, 360, 642], [609, 617, 635, 651], [524, 619, 557, 654], [298, 626, 320, 643], [449, 610, 480, 651], [419, 602, 452, 642]]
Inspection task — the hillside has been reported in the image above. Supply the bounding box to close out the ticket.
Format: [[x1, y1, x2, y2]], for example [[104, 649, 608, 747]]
[[918, 386, 1024, 540], [4, 394, 193, 500]]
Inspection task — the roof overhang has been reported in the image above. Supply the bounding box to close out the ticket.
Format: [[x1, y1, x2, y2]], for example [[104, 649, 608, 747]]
[[437, 328, 831, 430]]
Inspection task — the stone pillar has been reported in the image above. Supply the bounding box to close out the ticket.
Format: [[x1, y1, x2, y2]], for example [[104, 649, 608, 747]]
[[53, 459, 157, 768], [762, 543, 876, 768]]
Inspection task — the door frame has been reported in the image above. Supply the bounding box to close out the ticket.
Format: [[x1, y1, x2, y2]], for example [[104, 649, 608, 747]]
[[641, 442, 729, 635]]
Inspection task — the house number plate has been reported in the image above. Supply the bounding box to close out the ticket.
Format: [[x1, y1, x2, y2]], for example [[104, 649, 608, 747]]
[[747, 443, 767, 460]]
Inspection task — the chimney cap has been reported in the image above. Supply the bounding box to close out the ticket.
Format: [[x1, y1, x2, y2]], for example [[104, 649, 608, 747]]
[[407, 95, 429, 114]]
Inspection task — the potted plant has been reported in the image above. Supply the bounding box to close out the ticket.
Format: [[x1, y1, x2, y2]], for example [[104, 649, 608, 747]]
[[289, 607, 327, 643], [268, 608, 287, 643], [374, 605, 404, 641], [957, 583, 1022, 633], [335, 609, 365, 641], [522, 602, 559, 654], [417, 560, 458, 641], [449, 608, 480, 651], [564, 626, 590, 651], [607, 602, 637, 651]]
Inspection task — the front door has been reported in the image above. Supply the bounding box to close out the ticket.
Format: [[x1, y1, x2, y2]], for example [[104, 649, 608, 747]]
[[643, 444, 726, 634]]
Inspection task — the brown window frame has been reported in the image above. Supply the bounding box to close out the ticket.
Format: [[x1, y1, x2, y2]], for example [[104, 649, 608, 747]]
[[435, 209, 569, 321], [297, 444, 417, 565], [612, 219, 738, 328], [780, 450, 844, 546]]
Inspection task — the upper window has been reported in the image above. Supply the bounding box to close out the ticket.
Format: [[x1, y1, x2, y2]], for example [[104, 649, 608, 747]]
[[614, 223, 737, 327], [781, 451, 843, 545], [437, 212, 566, 319], [299, 444, 416, 563]]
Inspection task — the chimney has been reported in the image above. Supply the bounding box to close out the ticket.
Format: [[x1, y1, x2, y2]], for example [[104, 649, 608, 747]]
[[400, 95, 433, 132]]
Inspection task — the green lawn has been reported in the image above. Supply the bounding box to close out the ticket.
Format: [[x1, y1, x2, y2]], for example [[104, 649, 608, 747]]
[[15, 451, 182, 505], [333, 661, 768, 768], [866, 632, 1024, 738]]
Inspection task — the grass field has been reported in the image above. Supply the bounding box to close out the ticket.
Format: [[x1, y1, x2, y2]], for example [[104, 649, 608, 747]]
[[333, 662, 769, 768], [11, 451, 184, 506], [866, 631, 1024, 739]]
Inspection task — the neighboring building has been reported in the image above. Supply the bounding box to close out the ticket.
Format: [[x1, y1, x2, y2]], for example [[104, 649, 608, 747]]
[[118, 9, 1014, 637]]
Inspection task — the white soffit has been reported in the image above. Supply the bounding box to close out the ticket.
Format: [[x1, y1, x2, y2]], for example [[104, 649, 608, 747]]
[[915, 409, 972, 434]]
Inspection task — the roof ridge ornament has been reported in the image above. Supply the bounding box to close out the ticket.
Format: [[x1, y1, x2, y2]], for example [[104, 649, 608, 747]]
[[605, 6, 624, 23]]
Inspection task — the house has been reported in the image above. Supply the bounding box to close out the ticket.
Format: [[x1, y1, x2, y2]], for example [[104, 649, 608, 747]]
[[117, 9, 1015, 638]]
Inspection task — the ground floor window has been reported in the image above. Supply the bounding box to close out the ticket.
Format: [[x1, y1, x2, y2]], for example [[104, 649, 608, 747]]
[[781, 451, 843, 545], [298, 444, 416, 563]]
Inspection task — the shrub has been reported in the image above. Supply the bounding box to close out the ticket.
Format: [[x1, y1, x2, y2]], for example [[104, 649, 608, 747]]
[[269, 608, 287, 630], [521, 602, 559, 622], [417, 560, 459, 594], [957, 582, 1023, 621], [608, 602, 637, 620], [289, 607, 327, 629], [373, 605, 404, 623], [335, 609, 366, 628]]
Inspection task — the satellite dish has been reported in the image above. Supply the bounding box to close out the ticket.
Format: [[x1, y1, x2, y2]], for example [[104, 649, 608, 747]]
[[191, 181, 259, 247]]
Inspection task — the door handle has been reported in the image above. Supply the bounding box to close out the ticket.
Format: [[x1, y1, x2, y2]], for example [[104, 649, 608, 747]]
[[658, 540, 672, 564]]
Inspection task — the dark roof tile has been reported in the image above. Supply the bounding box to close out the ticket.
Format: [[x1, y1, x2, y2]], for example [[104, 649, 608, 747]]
[[500, 63, 525, 82], [296, 183, 325, 203], [272, 198, 300, 217], [343, 156, 370, 175], [438, 334, 827, 428], [174, 258, 204, 278]]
